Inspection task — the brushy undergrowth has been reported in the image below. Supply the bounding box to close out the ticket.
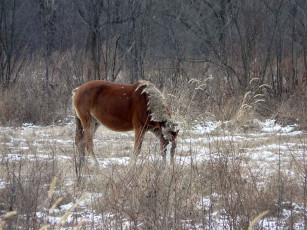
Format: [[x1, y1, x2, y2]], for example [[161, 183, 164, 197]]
[[1, 62, 307, 129]]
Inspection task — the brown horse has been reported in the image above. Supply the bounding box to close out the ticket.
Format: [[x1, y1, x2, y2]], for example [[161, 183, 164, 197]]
[[72, 80, 179, 166]]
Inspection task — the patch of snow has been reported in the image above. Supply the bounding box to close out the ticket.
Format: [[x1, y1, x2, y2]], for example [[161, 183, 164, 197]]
[[166, 142, 172, 164], [98, 156, 131, 167], [65, 180, 74, 187], [4, 153, 23, 161], [22, 123, 35, 128], [4, 153, 71, 162], [258, 119, 302, 135], [0, 178, 6, 189], [192, 121, 222, 134], [55, 139, 74, 144], [59, 202, 73, 211]]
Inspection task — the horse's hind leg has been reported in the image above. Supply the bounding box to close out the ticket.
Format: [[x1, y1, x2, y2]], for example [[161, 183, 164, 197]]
[[134, 126, 146, 157]]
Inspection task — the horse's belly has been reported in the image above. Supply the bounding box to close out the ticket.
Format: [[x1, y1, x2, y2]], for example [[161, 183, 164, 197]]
[[91, 110, 133, 132], [101, 119, 133, 132]]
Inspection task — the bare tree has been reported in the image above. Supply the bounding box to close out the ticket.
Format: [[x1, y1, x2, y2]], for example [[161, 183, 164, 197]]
[[74, 0, 105, 81], [0, 0, 27, 88], [33, 0, 57, 88]]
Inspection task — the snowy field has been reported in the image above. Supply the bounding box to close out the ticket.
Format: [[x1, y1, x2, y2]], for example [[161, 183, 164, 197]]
[[0, 119, 306, 229]]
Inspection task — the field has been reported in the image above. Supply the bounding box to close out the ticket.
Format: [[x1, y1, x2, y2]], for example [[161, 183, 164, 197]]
[[2, 0, 307, 228], [0, 118, 306, 229]]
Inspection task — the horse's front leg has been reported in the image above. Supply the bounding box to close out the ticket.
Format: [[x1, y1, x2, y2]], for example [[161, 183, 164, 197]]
[[160, 137, 171, 163], [134, 127, 145, 157], [151, 129, 171, 164]]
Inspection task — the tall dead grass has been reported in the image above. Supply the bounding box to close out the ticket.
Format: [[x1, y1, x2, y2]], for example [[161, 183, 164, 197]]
[[0, 154, 59, 228], [1, 55, 307, 129], [80, 133, 305, 229], [0, 80, 71, 126], [0, 123, 306, 229]]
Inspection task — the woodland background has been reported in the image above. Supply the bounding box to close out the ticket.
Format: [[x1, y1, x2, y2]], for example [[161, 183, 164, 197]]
[[0, 0, 307, 124]]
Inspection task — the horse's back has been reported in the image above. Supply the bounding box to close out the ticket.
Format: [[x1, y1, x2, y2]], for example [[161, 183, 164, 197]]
[[73, 80, 137, 107]]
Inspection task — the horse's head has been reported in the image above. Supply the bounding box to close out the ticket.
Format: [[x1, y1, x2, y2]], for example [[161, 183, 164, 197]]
[[161, 120, 179, 163]]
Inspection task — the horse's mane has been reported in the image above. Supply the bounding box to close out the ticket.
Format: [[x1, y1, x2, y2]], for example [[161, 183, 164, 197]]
[[136, 80, 170, 123]]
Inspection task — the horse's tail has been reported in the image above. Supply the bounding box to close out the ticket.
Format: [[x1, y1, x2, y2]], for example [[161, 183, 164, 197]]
[[72, 86, 84, 151], [72, 87, 78, 97], [75, 115, 83, 142], [74, 114, 85, 183], [72, 87, 78, 111]]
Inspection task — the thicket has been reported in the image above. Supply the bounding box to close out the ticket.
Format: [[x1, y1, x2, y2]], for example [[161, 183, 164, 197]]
[[1, 0, 307, 125]]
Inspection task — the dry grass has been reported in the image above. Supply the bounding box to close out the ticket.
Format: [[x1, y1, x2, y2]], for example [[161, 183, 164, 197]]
[[0, 120, 306, 229]]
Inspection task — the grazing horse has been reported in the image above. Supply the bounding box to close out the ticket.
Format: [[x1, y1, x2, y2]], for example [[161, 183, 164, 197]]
[[72, 80, 179, 166]]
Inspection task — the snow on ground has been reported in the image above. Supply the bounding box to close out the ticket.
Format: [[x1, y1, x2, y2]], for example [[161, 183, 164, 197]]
[[0, 119, 306, 229], [1, 119, 304, 166]]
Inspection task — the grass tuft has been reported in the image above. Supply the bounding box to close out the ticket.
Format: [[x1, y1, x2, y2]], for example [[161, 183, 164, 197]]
[[248, 210, 269, 230]]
